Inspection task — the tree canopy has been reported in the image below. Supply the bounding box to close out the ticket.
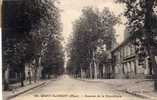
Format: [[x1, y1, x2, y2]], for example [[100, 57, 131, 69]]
[[67, 7, 119, 74], [2, 0, 64, 79]]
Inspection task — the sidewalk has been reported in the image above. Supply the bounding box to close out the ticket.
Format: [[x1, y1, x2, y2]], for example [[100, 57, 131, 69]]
[[2, 80, 49, 100], [102, 79, 157, 100], [80, 78, 157, 100]]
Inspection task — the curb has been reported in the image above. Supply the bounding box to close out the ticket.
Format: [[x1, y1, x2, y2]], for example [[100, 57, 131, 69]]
[[123, 90, 156, 100], [6, 82, 46, 100], [77, 79, 155, 100], [120, 90, 148, 99]]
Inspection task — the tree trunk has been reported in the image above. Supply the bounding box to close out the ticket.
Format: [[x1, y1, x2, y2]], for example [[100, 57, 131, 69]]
[[34, 68, 37, 83], [28, 71, 31, 84], [94, 61, 97, 79], [34, 57, 39, 83], [93, 51, 97, 79], [38, 57, 42, 79], [3, 67, 10, 90], [144, 0, 157, 91], [149, 60, 153, 75], [149, 49, 157, 91], [20, 73, 24, 87], [100, 65, 104, 78], [145, 41, 157, 90], [89, 62, 93, 79], [80, 67, 83, 79], [20, 66, 25, 87]]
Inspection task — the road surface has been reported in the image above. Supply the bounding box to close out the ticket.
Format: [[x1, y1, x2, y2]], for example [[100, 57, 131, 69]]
[[11, 74, 148, 100]]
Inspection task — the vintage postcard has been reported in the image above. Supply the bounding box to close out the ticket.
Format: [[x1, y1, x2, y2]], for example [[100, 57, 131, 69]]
[[2, 0, 157, 100]]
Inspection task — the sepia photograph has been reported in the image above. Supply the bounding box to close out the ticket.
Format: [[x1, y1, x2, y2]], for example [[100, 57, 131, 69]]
[[1, 0, 157, 100]]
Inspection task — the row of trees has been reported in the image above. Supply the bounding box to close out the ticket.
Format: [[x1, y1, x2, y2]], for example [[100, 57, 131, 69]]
[[2, 0, 64, 90], [66, 7, 119, 79], [116, 0, 157, 90]]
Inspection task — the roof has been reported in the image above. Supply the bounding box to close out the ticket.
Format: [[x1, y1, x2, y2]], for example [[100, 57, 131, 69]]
[[111, 34, 134, 53]]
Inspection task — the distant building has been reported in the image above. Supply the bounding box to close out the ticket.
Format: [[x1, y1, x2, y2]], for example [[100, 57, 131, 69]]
[[111, 36, 152, 79], [100, 51, 113, 79], [97, 38, 118, 79]]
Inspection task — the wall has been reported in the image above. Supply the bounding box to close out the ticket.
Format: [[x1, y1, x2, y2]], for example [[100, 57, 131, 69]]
[[112, 39, 150, 79]]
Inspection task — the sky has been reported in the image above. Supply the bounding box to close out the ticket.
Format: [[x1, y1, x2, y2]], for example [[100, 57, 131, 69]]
[[58, 0, 126, 45]]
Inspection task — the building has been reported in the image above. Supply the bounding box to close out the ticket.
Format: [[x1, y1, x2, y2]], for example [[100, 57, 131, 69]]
[[111, 36, 152, 79], [99, 52, 113, 79]]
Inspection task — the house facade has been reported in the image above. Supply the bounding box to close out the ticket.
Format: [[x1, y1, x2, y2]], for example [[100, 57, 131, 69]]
[[111, 37, 151, 79]]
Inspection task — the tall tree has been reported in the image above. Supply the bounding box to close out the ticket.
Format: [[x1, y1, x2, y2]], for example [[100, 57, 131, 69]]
[[67, 7, 118, 78], [42, 38, 64, 78], [116, 0, 157, 90], [2, 0, 63, 89]]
